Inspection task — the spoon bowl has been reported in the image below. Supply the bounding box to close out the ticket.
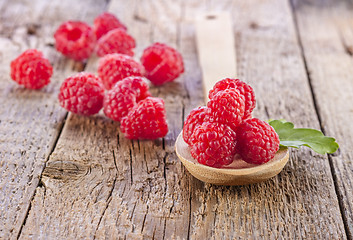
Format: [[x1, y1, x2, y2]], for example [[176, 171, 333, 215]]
[[175, 133, 289, 185]]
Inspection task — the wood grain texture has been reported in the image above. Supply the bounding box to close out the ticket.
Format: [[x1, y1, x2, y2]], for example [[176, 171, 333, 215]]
[[20, 0, 193, 239], [0, 0, 107, 239], [187, 0, 346, 238], [5, 0, 349, 239], [292, 0, 353, 237]]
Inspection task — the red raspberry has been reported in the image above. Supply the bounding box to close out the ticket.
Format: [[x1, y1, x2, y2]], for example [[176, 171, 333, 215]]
[[54, 21, 96, 61], [96, 28, 135, 57], [103, 85, 137, 122], [113, 76, 151, 102], [209, 78, 256, 120], [93, 12, 127, 40], [236, 118, 280, 164], [10, 49, 53, 89], [120, 97, 168, 140], [183, 106, 208, 145], [58, 72, 104, 116], [140, 42, 184, 85], [190, 122, 236, 168], [207, 89, 245, 131], [97, 53, 144, 90]]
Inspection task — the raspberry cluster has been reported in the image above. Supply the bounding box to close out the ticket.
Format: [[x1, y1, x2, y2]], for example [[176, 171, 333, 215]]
[[53, 12, 184, 86], [183, 78, 279, 167], [9, 12, 186, 140], [57, 72, 167, 140]]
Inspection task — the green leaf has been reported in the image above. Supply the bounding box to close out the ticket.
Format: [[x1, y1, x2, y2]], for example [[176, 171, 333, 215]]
[[268, 120, 339, 154]]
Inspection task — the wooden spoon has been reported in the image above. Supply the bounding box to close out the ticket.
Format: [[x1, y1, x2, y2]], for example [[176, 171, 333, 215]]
[[175, 12, 289, 185]]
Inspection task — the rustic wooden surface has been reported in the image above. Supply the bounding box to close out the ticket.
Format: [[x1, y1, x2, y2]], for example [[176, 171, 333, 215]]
[[0, 0, 352, 239]]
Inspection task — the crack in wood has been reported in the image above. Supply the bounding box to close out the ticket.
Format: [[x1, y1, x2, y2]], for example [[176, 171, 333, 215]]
[[337, 27, 353, 57], [264, 105, 270, 119], [141, 205, 149, 233], [186, 182, 192, 240], [162, 217, 167, 240], [162, 152, 170, 209], [112, 149, 119, 175], [93, 176, 117, 239], [129, 148, 133, 184], [129, 201, 137, 221]]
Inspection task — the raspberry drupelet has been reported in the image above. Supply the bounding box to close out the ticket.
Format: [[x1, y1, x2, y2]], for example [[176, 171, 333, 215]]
[[10, 49, 53, 89]]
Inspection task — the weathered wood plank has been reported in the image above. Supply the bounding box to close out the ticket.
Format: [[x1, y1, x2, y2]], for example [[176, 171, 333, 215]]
[[0, 0, 107, 239], [18, 0, 348, 239], [19, 0, 193, 239], [292, 0, 353, 237], [185, 0, 346, 238]]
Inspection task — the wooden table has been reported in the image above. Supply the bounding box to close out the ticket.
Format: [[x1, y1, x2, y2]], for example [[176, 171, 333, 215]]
[[0, 0, 352, 239]]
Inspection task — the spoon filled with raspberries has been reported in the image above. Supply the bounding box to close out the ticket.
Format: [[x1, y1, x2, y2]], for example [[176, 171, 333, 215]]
[[175, 13, 338, 185], [176, 76, 338, 185]]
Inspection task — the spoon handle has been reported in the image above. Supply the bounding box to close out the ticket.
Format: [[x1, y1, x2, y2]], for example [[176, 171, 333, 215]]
[[195, 12, 237, 103]]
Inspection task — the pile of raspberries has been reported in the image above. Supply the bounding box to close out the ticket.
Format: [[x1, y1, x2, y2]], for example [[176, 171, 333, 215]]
[[10, 12, 184, 140], [183, 78, 280, 168]]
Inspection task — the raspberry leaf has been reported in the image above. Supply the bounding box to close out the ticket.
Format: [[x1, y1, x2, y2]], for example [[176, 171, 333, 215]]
[[268, 120, 339, 154]]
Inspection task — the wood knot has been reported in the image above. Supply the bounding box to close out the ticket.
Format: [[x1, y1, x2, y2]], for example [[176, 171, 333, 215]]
[[26, 23, 40, 35], [43, 160, 89, 180], [249, 22, 259, 29]]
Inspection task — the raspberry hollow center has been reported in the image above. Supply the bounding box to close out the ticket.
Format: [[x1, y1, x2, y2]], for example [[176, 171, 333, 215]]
[[67, 28, 82, 41], [143, 52, 162, 72]]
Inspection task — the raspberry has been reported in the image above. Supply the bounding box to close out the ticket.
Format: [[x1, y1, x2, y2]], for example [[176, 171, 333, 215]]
[[113, 76, 151, 102], [189, 122, 236, 168], [209, 78, 256, 120], [236, 118, 280, 164], [183, 106, 208, 145], [140, 42, 184, 85], [93, 12, 127, 40], [120, 97, 168, 140], [207, 89, 245, 131], [58, 72, 104, 116], [96, 28, 135, 57], [97, 53, 144, 90], [10, 49, 53, 89], [54, 21, 96, 61], [103, 85, 137, 122]]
